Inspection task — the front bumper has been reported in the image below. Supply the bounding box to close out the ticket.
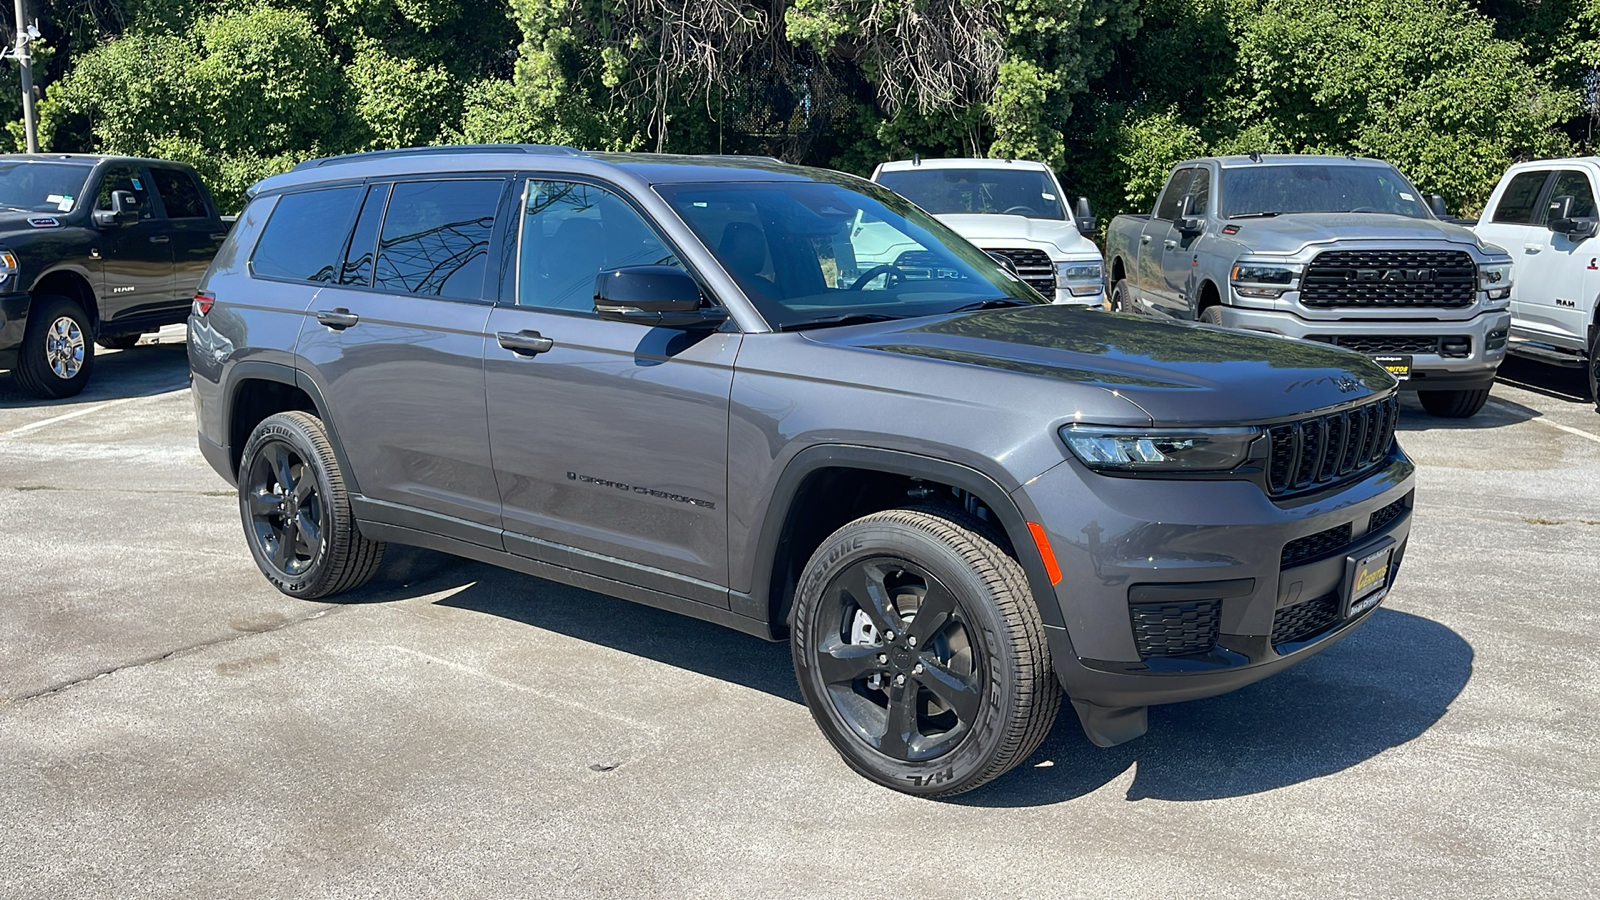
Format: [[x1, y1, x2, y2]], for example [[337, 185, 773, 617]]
[[1220, 304, 1509, 391], [1016, 446, 1415, 717], [0, 291, 31, 369]]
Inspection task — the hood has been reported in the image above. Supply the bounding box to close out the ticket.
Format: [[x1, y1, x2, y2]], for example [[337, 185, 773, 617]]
[[806, 306, 1396, 426], [1227, 212, 1494, 256], [933, 213, 1100, 257], [0, 209, 73, 238]]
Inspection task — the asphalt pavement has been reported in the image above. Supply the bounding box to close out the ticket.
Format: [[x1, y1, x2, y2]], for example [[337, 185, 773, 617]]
[[1, 329, 1596, 899]]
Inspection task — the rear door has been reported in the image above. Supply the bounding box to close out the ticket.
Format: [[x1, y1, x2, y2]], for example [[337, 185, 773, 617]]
[[92, 164, 176, 326], [1518, 168, 1597, 345], [149, 166, 227, 302]]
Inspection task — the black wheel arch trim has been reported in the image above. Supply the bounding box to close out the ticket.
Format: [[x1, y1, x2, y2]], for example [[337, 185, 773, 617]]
[[742, 444, 1068, 636], [217, 359, 361, 495]]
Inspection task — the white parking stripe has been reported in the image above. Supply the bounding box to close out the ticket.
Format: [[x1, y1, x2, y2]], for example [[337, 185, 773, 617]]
[[1488, 401, 1600, 445], [1, 392, 172, 439]]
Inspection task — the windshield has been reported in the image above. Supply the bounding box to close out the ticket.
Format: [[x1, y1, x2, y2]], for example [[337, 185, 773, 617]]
[[0, 162, 92, 214], [1220, 164, 1429, 219], [875, 167, 1066, 220], [656, 178, 1043, 330]]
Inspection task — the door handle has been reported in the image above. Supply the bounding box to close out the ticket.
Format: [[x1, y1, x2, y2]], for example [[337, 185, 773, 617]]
[[315, 308, 360, 329], [1524, 244, 1542, 253], [149, 235, 170, 244], [1164, 240, 1177, 250], [1141, 235, 1152, 245], [497, 329, 555, 356]]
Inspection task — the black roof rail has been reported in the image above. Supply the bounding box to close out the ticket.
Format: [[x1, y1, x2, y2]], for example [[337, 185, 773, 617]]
[[292, 144, 582, 171]]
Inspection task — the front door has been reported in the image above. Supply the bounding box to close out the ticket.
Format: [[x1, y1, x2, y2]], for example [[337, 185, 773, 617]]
[[1518, 169, 1597, 345], [1476, 169, 1552, 339], [92, 164, 176, 326], [484, 177, 737, 602]]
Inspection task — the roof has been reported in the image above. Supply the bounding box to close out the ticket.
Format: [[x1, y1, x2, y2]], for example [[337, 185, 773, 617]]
[[0, 153, 183, 167], [1202, 154, 1392, 169], [875, 157, 1053, 173], [255, 145, 835, 197]]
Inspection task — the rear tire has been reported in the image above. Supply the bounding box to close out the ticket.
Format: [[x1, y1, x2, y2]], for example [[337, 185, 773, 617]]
[[1418, 388, 1490, 418], [237, 411, 385, 599], [791, 508, 1060, 797], [13, 295, 94, 400], [1107, 278, 1130, 313]]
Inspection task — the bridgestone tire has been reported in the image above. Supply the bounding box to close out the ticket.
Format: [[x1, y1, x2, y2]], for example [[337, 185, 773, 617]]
[[13, 295, 94, 399], [237, 411, 385, 600], [1418, 388, 1490, 418], [96, 334, 143, 351], [1199, 305, 1225, 325], [791, 508, 1061, 797], [1107, 278, 1129, 313]]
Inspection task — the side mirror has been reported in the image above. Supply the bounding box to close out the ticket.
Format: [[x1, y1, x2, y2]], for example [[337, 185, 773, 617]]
[[1429, 194, 1448, 218], [594, 265, 726, 328], [1074, 196, 1097, 237], [93, 190, 141, 227], [1176, 195, 1205, 237], [1547, 195, 1598, 238]]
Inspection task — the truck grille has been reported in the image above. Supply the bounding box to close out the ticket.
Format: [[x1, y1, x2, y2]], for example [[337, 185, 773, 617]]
[[989, 248, 1057, 297], [1301, 250, 1476, 308], [1308, 335, 1470, 356], [1130, 600, 1220, 658], [1272, 592, 1341, 646], [1265, 395, 1399, 496]]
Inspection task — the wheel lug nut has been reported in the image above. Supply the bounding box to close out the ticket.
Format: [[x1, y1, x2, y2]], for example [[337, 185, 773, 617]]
[[894, 673, 906, 686], [913, 663, 924, 675], [885, 630, 896, 642], [907, 635, 917, 647], [877, 654, 888, 665]]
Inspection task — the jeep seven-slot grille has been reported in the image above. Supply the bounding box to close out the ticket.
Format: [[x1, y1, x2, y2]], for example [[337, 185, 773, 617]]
[[1301, 250, 1476, 308], [1308, 334, 1471, 356], [1368, 493, 1411, 533], [1266, 395, 1399, 496], [989, 248, 1057, 297], [1281, 523, 1354, 568], [1272, 592, 1341, 646], [1130, 600, 1220, 658]]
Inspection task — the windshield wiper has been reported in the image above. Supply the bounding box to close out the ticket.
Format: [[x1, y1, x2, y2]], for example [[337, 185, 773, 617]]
[[947, 297, 1035, 312], [776, 313, 904, 332], [1227, 211, 1281, 219]]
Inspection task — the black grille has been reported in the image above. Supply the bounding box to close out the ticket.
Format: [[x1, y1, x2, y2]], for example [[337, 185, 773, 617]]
[[989, 247, 1057, 297], [1130, 600, 1220, 658], [1265, 395, 1399, 496], [1301, 250, 1476, 308], [1369, 492, 1411, 533], [1308, 335, 1470, 356], [1272, 592, 1341, 646], [1282, 523, 1353, 568]]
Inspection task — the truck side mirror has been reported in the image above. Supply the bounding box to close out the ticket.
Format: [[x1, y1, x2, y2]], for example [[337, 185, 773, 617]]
[[93, 190, 141, 227], [1176, 194, 1205, 237], [1074, 196, 1096, 238], [1547, 195, 1598, 238], [1429, 194, 1448, 218]]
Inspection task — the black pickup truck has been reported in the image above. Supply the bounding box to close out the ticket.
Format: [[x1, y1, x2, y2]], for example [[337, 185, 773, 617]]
[[0, 154, 230, 399]]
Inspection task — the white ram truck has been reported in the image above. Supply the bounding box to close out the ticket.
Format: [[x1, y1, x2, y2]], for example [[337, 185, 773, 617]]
[[870, 158, 1105, 305]]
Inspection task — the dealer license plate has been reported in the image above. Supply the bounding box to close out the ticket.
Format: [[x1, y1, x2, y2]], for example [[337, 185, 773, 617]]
[[1373, 354, 1412, 381], [1346, 546, 1393, 617]]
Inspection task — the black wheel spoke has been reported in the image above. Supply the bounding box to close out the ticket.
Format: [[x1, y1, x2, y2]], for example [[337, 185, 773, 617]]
[[815, 643, 882, 687], [916, 656, 982, 724], [274, 517, 298, 568], [908, 580, 958, 645], [840, 562, 898, 636], [294, 510, 321, 554], [879, 683, 917, 758], [292, 476, 315, 505], [246, 490, 283, 517], [270, 446, 295, 496]]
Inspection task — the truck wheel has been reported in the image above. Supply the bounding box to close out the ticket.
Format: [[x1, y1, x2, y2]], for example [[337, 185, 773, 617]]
[[1107, 278, 1129, 312], [1199, 305, 1224, 325], [791, 508, 1060, 797], [13, 295, 95, 400], [96, 334, 143, 351], [237, 411, 385, 600], [1418, 388, 1490, 418], [1588, 328, 1599, 414]]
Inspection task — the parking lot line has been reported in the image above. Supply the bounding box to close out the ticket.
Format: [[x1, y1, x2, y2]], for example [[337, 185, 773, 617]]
[[1, 392, 175, 439], [1487, 401, 1600, 445]]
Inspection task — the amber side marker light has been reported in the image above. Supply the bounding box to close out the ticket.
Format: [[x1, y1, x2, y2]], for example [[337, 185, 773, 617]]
[[1027, 522, 1062, 585]]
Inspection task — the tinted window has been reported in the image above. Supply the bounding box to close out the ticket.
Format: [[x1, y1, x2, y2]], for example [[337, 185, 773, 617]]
[[250, 186, 364, 283], [0, 161, 91, 213], [340, 184, 389, 287], [1219, 164, 1428, 218], [517, 181, 681, 312], [96, 165, 155, 220], [1491, 171, 1550, 225], [875, 168, 1065, 220], [374, 179, 503, 300], [1189, 167, 1211, 215], [1156, 169, 1194, 220], [1540, 170, 1595, 223], [151, 168, 208, 218]]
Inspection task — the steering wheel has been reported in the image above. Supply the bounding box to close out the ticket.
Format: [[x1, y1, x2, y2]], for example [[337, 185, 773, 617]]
[[849, 264, 906, 291], [1002, 205, 1040, 216]]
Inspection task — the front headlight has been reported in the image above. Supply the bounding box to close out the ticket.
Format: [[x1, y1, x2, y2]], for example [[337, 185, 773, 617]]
[[1061, 425, 1261, 472], [0, 250, 18, 278], [1478, 261, 1512, 301], [1230, 261, 1302, 299], [1056, 260, 1104, 296]]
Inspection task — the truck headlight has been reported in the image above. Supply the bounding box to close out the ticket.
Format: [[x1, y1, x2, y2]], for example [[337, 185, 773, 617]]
[[1478, 261, 1512, 301], [0, 250, 17, 278], [1056, 261, 1103, 296], [1061, 425, 1260, 472], [1230, 262, 1302, 299]]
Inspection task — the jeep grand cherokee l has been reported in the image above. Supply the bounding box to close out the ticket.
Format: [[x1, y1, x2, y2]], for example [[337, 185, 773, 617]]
[[190, 145, 1415, 797]]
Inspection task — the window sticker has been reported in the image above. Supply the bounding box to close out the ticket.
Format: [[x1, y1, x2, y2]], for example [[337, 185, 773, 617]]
[[1399, 192, 1414, 201], [1042, 193, 1057, 201], [47, 193, 74, 211], [131, 178, 143, 190]]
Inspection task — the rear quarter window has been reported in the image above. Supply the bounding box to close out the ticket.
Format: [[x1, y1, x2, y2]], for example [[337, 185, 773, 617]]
[[250, 186, 365, 283]]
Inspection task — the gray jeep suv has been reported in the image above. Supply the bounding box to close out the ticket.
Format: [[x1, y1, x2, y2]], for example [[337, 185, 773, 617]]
[[190, 145, 1416, 797]]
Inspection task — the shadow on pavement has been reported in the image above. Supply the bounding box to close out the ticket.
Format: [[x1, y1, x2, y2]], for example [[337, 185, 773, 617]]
[[0, 340, 191, 408], [1494, 356, 1591, 405], [379, 549, 1471, 805]]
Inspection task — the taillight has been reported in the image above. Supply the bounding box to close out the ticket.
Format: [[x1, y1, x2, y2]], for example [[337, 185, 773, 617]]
[[193, 291, 215, 315]]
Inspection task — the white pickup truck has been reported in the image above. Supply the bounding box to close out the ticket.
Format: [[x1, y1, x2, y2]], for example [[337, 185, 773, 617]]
[[1472, 159, 1600, 411], [870, 158, 1105, 305]]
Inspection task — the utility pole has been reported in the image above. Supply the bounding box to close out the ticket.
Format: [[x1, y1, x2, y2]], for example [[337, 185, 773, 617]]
[[12, 0, 36, 153]]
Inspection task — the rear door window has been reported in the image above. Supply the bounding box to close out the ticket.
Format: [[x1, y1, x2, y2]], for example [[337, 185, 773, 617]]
[[373, 179, 505, 300], [150, 168, 209, 219], [250, 186, 364, 283], [1490, 171, 1551, 224]]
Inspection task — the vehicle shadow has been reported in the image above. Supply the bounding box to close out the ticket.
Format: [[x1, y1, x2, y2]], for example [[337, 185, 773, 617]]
[[0, 339, 191, 408], [1494, 356, 1591, 405], [380, 549, 1470, 804]]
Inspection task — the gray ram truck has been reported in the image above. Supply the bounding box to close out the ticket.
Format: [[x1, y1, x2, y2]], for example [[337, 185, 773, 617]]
[[1105, 154, 1514, 417]]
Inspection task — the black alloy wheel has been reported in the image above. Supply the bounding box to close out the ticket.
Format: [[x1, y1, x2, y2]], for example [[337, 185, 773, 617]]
[[244, 438, 326, 580]]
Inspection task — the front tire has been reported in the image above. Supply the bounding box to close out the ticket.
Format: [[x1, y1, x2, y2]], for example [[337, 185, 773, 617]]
[[13, 295, 94, 399], [791, 508, 1060, 797], [237, 411, 385, 599], [1418, 388, 1490, 418], [1199, 304, 1225, 325], [1587, 327, 1599, 415]]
